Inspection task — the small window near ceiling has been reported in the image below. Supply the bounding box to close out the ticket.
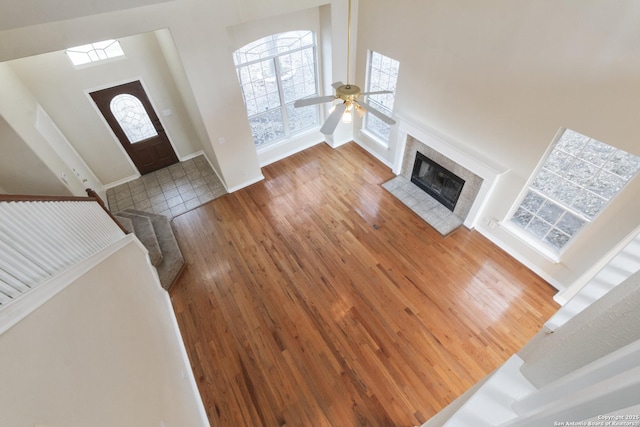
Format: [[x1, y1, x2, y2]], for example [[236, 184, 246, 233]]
[[65, 40, 125, 66], [363, 51, 399, 144], [506, 128, 640, 258], [233, 31, 320, 148]]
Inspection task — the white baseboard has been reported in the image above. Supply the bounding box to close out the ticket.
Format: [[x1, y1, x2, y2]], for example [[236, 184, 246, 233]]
[[192, 151, 228, 194], [180, 150, 206, 162], [162, 291, 210, 426], [475, 223, 566, 295], [226, 174, 265, 193], [353, 137, 394, 169], [258, 138, 325, 167], [104, 174, 141, 190]]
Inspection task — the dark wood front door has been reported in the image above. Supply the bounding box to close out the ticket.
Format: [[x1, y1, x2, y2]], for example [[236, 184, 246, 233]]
[[90, 80, 179, 175]]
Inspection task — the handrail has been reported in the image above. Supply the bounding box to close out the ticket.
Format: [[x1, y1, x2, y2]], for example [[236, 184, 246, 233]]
[[0, 190, 130, 235], [0, 194, 98, 202], [86, 189, 130, 235], [0, 193, 130, 311]]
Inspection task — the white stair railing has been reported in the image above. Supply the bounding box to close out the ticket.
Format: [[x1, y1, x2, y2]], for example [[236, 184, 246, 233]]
[[500, 340, 640, 427], [0, 194, 127, 309], [545, 228, 640, 331]]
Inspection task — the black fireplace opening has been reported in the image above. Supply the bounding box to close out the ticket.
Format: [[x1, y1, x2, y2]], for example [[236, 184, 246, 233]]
[[411, 152, 465, 212]]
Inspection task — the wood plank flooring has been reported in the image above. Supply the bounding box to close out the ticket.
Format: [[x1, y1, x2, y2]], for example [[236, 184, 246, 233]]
[[169, 142, 559, 427]]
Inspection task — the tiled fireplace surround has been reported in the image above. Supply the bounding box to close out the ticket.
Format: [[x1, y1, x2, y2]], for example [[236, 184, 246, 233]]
[[384, 119, 506, 235]]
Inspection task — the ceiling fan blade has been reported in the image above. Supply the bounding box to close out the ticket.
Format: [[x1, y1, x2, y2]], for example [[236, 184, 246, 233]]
[[332, 81, 345, 89], [320, 102, 347, 135], [294, 95, 336, 108], [361, 90, 393, 96], [357, 100, 397, 125]]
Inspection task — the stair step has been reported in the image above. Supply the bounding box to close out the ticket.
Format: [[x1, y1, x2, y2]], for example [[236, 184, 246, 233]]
[[124, 209, 185, 291], [115, 211, 164, 267], [113, 215, 134, 234], [439, 355, 535, 427]]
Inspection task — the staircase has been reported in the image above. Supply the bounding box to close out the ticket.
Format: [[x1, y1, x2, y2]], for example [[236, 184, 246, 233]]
[[546, 227, 640, 331], [113, 209, 185, 290]]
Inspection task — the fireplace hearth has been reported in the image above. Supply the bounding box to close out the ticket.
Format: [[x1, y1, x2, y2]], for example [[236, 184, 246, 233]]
[[411, 152, 465, 212], [384, 120, 507, 234]]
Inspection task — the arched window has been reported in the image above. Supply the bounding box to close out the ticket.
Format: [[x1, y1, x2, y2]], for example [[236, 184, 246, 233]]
[[233, 31, 320, 147], [110, 94, 158, 143]]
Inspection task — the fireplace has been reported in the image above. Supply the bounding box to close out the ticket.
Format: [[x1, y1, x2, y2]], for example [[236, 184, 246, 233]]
[[411, 152, 465, 212], [386, 119, 507, 232]]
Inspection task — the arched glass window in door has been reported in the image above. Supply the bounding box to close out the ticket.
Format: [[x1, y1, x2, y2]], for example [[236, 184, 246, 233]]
[[110, 94, 158, 143]]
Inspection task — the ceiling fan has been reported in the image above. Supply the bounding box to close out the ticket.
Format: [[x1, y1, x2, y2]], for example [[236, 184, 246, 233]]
[[293, 0, 397, 135]]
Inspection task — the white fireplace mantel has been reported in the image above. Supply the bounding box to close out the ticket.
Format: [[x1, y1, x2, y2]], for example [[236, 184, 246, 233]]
[[393, 117, 509, 229]]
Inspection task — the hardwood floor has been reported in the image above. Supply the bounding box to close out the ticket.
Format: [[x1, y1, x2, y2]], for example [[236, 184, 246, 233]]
[[169, 142, 559, 427]]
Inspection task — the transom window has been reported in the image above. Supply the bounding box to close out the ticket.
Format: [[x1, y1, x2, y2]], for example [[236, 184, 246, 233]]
[[363, 51, 399, 143], [65, 40, 124, 66], [508, 128, 640, 256], [233, 31, 320, 147]]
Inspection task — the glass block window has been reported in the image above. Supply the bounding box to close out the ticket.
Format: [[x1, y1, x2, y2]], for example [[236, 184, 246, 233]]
[[509, 129, 640, 254], [110, 94, 158, 143], [66, 40, 124, 66], [363, 51, 399, 142], [233, 31, 319, 147]]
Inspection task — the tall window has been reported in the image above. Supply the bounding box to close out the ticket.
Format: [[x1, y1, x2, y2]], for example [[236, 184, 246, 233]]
[[363, 51, 399, 143], [65, 40, 124, 66], [233, 31, 320, 147], [508, 128, 640, 256]]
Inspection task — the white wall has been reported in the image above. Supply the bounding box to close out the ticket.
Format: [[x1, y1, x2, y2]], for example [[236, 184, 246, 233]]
[[0, 0, 172, 32], [35, 104, 104, 194], [154, 28, 223, 174], [519, 269, 640, 388], [0, 63, 76, 196], [354, 0, 640, 290], [7, 31, 204, 185], [0, 240, 207, 427], [0, 114, 71, 196]]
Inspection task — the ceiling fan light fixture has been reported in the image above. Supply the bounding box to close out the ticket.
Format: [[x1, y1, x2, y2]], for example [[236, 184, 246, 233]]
[[341, 105, 353, 124], [291, 0, 396, 135]]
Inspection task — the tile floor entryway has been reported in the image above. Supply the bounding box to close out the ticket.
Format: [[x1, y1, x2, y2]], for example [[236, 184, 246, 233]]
[[106, 155, 226, 219]]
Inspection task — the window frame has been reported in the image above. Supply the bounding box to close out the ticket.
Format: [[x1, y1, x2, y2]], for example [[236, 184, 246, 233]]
[[361, 50, 399, 147], [233, 31, 321, 149], [503, 127, 640, 261], [109, 93, 159, 144], [65, 39, 125, 67]]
